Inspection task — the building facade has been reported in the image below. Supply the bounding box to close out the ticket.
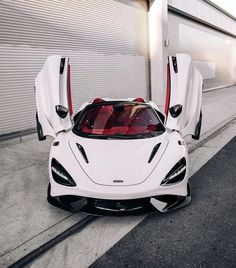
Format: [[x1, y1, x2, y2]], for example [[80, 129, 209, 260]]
[[0, 0, 235, 137]]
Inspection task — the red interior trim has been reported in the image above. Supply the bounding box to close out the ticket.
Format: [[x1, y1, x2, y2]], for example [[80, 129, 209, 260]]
[[134, 97, 145, 103], [164, 63, 171, 116], [93, 98, 105, 104], [81, 126, 148, 135], [67, 64, 73, 115]]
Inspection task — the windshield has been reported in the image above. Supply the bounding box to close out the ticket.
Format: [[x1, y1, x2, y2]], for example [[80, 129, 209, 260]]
[[73, 102, 165, 139]]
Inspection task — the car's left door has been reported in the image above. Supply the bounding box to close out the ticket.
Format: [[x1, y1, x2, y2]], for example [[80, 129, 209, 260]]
[[35, 55, 73, 140]]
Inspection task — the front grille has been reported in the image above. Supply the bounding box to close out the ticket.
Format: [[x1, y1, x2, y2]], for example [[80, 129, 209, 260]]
[[53, 195, 155, 215], [93, 198, 150, 211]]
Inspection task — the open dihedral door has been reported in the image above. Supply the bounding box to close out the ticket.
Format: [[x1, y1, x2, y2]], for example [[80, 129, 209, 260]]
[[165, 54, 203, 140], [35, 55, 73, 140]]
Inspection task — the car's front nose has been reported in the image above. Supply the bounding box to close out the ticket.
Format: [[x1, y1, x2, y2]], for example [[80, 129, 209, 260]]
[[48, 183, 191, 215], [50, 131, 189, 212], [68, 133, 169, 187]]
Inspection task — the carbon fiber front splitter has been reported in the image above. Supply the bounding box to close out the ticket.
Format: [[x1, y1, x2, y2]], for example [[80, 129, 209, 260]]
[[47, 183, 191, 216]]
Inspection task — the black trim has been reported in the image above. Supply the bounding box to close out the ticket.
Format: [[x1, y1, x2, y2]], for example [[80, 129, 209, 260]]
[[36, 112, 46, 141], [53, 141, 59, 146], [47, 183, 191, 215], [73, 111, 81, 124], [192, 111, 202, 140], [156, 110, 165, 124], [169, 104, 182, 118], [60, 58, 65, 74], [148, 143, 161, 163], [48, 192, 154, 215], [172, 56, 178, 73], [161, 157, 186, 186], [165, 58, 171, 118], [163, 169, 186, 185], [76, 143, 89, 163], [151, 183, 191, 212], [178, 140, 185, 145], [55, 105, 68, 119], [51, 158, 76, 187]]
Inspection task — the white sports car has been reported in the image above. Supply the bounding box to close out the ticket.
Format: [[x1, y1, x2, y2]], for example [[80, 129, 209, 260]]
[[35, 54, 203, 215]]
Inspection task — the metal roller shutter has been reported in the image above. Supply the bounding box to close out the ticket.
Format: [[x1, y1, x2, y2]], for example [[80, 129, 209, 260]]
[[0, 0, 149, 136]]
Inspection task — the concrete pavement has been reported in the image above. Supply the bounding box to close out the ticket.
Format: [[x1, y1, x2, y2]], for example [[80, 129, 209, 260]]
[[25, 114, 236, 268], [91, 136, 236, 268], [0, 85, 236, 267]]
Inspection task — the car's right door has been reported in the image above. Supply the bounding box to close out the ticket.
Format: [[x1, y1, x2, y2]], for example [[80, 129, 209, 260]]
[[165, 54, 203, 140]]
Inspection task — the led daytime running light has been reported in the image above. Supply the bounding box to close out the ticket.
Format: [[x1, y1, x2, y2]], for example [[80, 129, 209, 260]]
[[166, 165, 186, 181], [51, 166, 69, 181]]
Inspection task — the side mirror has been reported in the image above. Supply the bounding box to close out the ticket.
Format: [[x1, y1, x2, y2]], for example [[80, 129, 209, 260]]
[[169, 104, 182, 118], [55, 105, 68, 118]]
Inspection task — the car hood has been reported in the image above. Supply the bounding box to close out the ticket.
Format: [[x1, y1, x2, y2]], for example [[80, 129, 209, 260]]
[[69, 134, 169, 186]]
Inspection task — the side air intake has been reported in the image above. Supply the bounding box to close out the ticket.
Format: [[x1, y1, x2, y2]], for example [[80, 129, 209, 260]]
[[76, 143, 89, 163], [148, 143, 161, 163]]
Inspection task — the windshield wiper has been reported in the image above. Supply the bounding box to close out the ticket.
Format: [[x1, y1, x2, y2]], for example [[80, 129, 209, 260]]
[[107, 133, 147, 139], [86, 134, 110, 139], [107, 134, 129, 139]]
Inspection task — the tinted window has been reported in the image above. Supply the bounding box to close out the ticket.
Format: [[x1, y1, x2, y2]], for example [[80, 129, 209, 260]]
[[73, 102, 165, 139]]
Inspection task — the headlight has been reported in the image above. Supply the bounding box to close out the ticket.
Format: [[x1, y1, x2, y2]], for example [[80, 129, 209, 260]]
[[51, 158, 76, 187], [161, 157, 186, 186]]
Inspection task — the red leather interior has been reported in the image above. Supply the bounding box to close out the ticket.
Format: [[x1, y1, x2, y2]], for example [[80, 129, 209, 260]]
[[80, 104, 160, 136]]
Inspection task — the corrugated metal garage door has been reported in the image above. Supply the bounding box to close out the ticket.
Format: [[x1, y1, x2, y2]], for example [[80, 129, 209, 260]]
[[0, 0, 149, 136]]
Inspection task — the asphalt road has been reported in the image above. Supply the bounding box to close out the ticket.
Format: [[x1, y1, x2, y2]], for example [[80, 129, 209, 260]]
[[90, 136, 236, 268]]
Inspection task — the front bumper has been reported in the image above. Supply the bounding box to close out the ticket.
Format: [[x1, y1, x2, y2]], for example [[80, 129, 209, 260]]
[[47, 183, 191, 215]]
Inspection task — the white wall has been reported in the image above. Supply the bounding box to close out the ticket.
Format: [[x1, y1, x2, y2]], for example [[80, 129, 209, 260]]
[[168, 0, 236, 36], [148, 0, 168, 111], [168, 12, 236, 89]]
